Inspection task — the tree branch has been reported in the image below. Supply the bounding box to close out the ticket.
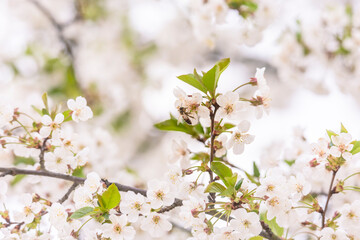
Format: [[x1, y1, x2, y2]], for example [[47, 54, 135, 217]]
[[321, 170, 337, 228], [28, 0, 74, 59], [39, 137, 49, 170], [58, 182, 79, 204], [0, 167, 280, 239]]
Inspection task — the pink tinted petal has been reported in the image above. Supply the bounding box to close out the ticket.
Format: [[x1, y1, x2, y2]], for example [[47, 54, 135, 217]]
[[233, 143, 244, 155], [67, 99, 76, 110], [244, 134, 255, 144], [76, 96, 87, 108], [329, 146, 341, 157], [54, 113, 64, 124], [39, 127, 51, 138], [226, 91, 238, 103], [41, 115, 52, 125], [238, 120, 250, 133], [217, 94, 227, 107]]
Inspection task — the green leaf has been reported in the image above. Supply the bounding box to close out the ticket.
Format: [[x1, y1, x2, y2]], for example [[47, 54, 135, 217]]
[[42, 108, 49, 116], [14, 156, 35, 166], [253, 162, 260, 178], [224, 173, 238, 188], [154, 115, 202, 137], [204, 182, 226, 193], [249, 237, 264, 240], [235, 178, 244, 191], [211, 162, 233, 186], [112, 110, 132, 132], [70, 207, 94, 219], [340, 123, 348, 133], [202, 58, 230, 96], [31, 105, 43, 116], [261, 212, 284, 237], [326, 130, 337, 140], [245, 171, 260, 185], [284, 159, 296, 166], [219, 187, 235, 197], [223, 123, 236, 130], [101, 184, 121, 210], [42, 93, 49, 111], [10, 175, 26, 186], [62, 110, 73, 122], [351, 141, 360, 154], [177, 74, 207, 94], [72, 167, 85, 178]]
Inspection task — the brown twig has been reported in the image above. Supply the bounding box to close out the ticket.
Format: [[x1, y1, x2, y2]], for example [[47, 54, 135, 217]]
[[28, 0, 74, 59], [39, 137, 49, 170], [58, 182, 79, 204], [321, 170, 337, 228]]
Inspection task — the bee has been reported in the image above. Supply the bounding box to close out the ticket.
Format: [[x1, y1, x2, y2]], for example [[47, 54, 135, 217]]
[[178, 107, 194, 125]]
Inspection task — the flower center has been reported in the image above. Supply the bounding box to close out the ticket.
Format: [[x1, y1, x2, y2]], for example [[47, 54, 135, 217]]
[[156, 191, 164, 200], [152, 215, 160, 224], [132, 202, 141, 211], [113, 224, 122, 234]]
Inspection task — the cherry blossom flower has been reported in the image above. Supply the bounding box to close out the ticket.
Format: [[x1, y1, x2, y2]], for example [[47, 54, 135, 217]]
[[174, 87, 202, 125], [39, 113, 64, 138], [330, 133, 354, 161], [212, 227, 241, 240], [13, 194, 42, 224], [67, 96, 93, 122], [339, 201, 360, 232], [73, 186, 94, 209], [288, 173, 311, 201], [140, 213, 172, 238], [0, 104, 13, 128], [146, 179, 175, 209], [171, 139, 190, 168], [320, 227, 349, 240], [0, 180, 7, 204], [45, 147, 73, 174], [227, 120, 255, 155], [102, 214, 135, 240], [120, 192, 151, 222], [311, 138, 330, 162], [229, 208, 262, 238], [84, 172, 102, 194], [49, 203, 68, 228], [216, 91, 247, 120]]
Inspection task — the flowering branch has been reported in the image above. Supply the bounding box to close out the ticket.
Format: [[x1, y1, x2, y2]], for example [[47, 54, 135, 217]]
[[321, 170, 338, 228], [58, 182, 79, 204], [0, 166, 280, 239], [28, 0, 74, 59]]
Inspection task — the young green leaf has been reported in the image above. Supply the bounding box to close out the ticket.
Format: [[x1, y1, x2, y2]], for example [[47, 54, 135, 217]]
[[211, 162, 233, 186], [202, 58, 230, 96], [62, 110, 73, 122], [235, 178, 244, 191], [340, 123, 348, 133], [101, 183, 121, 210], [42, 92, 49, 111], [204, 182, 227, 193], [261, 212, 284, 237], [177, 74, 208, 94], [70, 207, 94, 219], [351, 141, 360, 154], [224, 173, 238, 188], [326, 130, 337, 140], [253, 162, 260, 178], [31, 105, 43, 116]]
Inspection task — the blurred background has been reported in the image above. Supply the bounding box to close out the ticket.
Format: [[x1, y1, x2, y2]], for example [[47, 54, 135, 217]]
[[1, 0, 360, 213]]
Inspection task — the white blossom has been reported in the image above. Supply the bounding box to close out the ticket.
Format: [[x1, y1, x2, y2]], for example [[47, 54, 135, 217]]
[[67, 96, 93, 122]]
